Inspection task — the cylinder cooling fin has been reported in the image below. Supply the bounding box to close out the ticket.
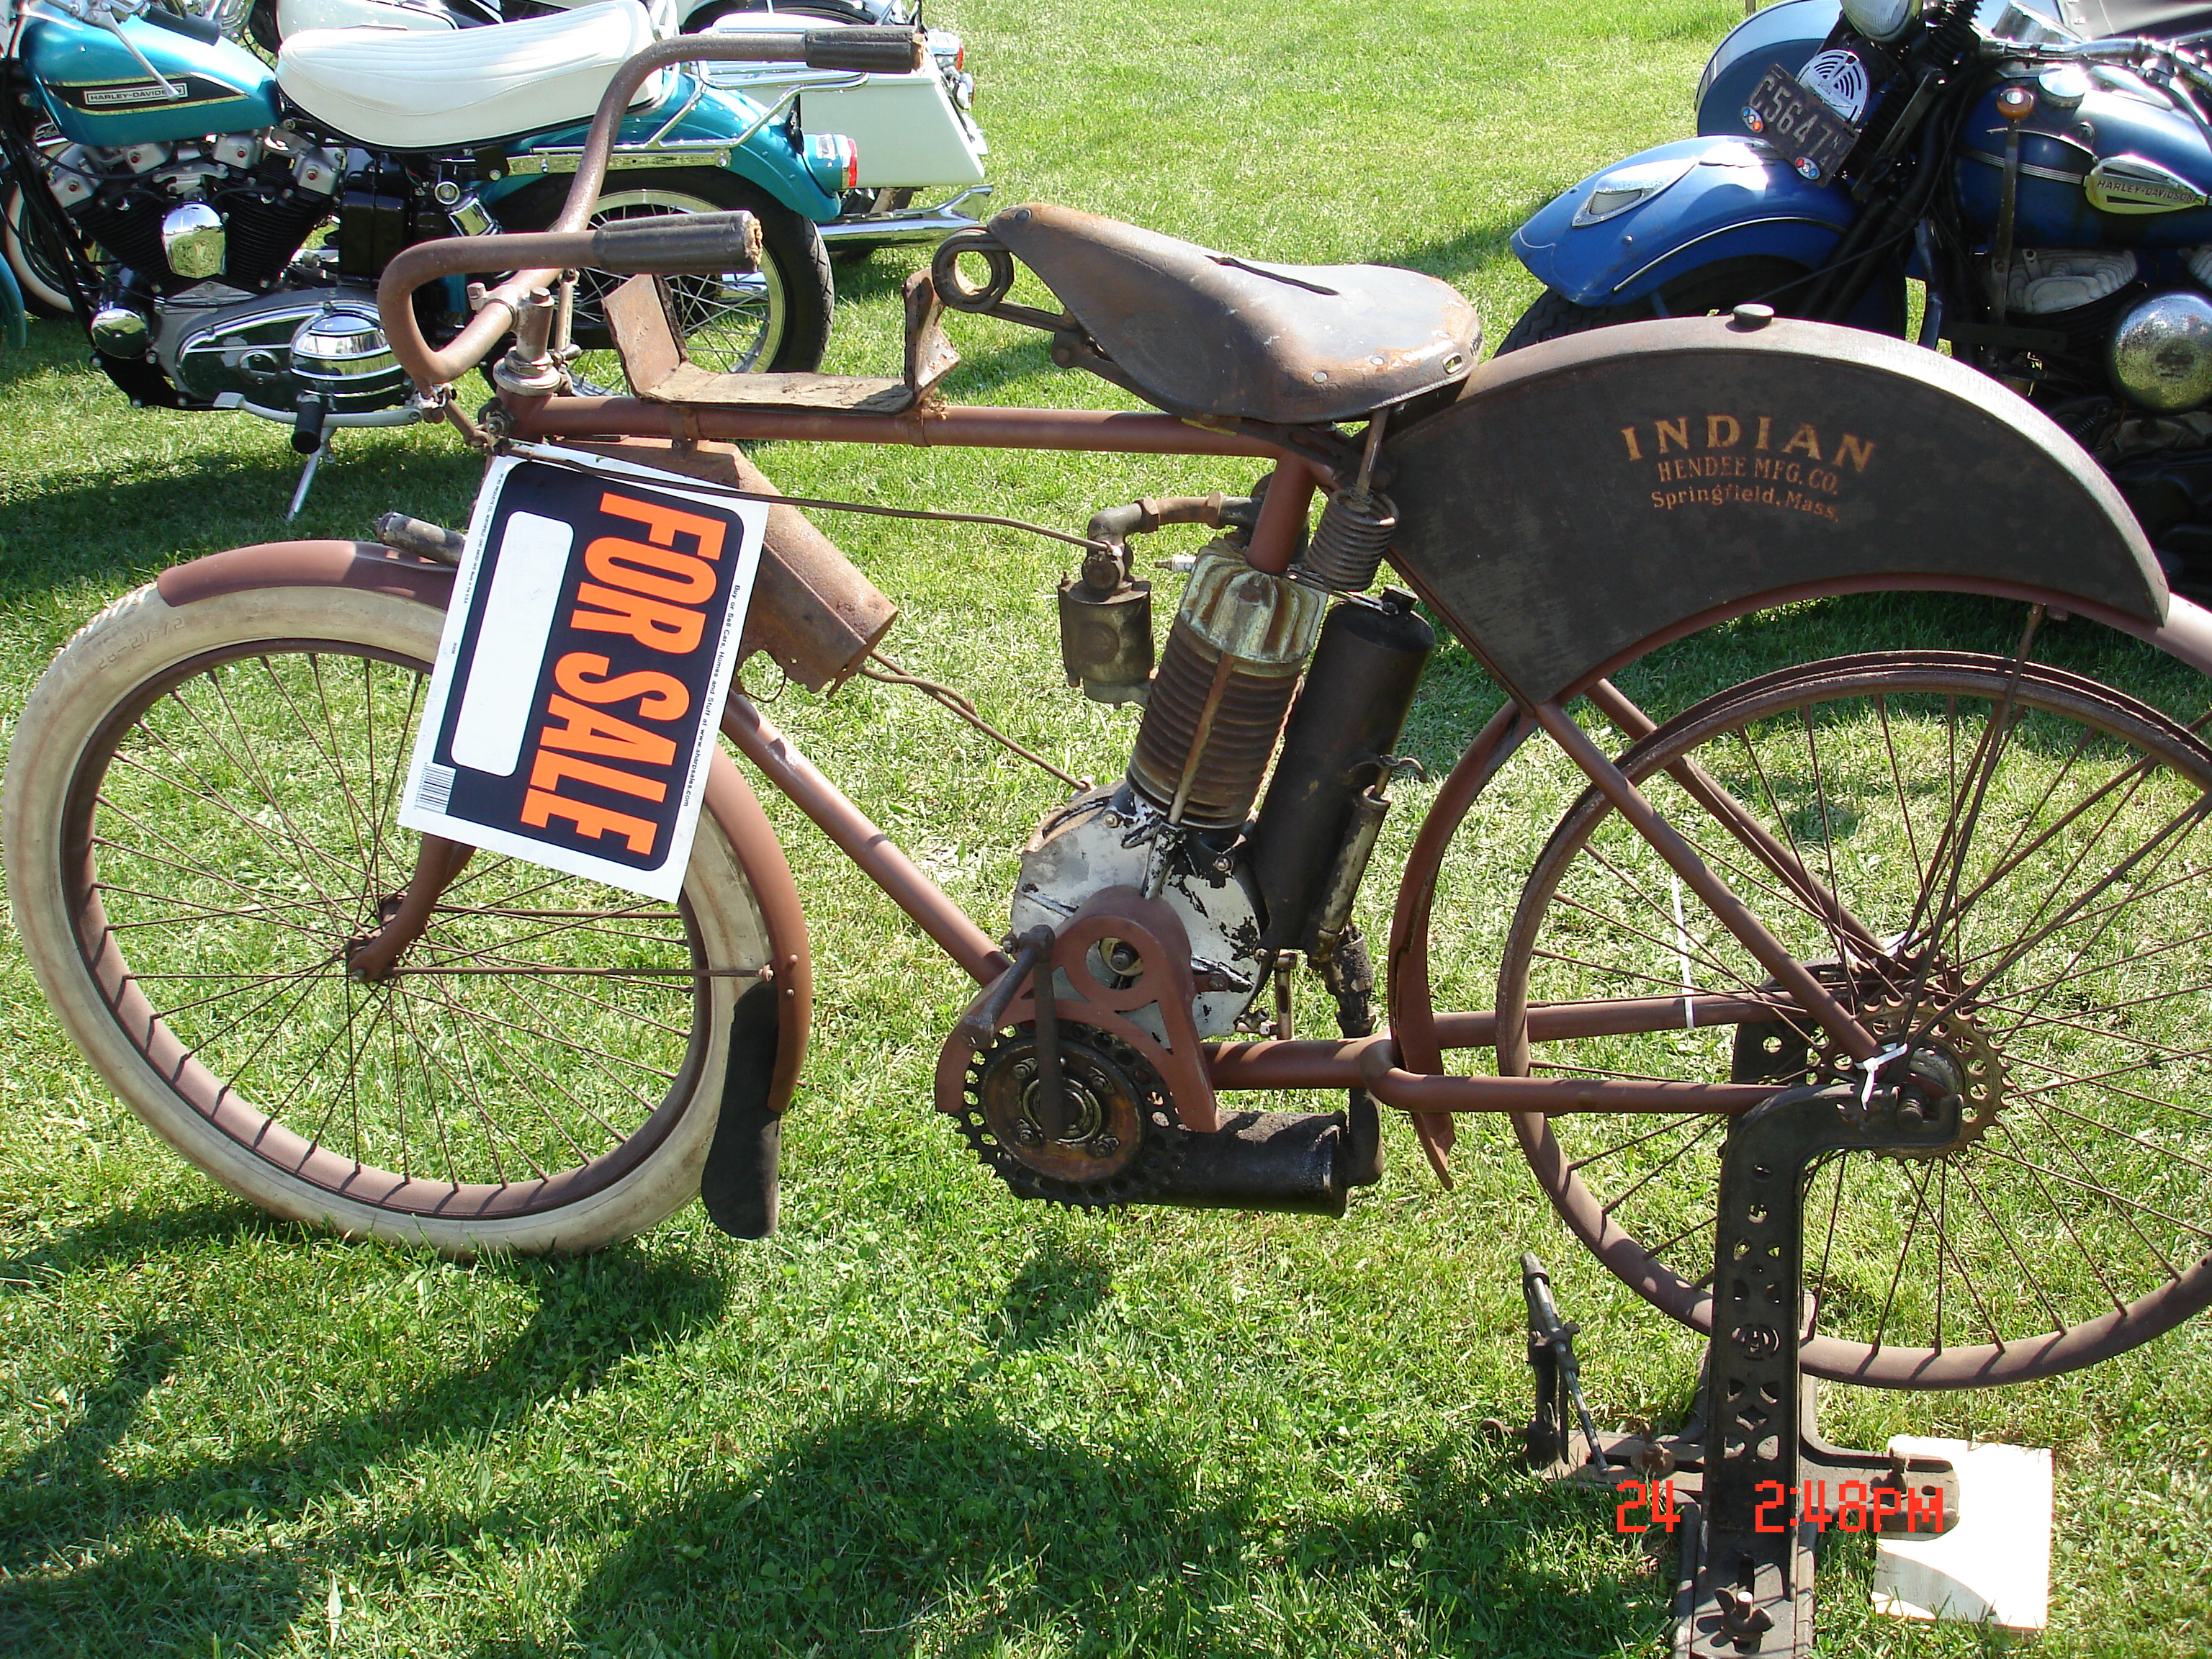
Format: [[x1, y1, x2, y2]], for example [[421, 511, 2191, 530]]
[[1125, 546, 1326, 830]]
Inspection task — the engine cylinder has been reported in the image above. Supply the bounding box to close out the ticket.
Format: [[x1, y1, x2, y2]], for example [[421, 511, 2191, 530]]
[[1125, 544, 1326, 830]]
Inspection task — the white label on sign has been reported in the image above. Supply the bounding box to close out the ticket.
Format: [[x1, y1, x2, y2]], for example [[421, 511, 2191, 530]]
[[451, 511, 574, 777]]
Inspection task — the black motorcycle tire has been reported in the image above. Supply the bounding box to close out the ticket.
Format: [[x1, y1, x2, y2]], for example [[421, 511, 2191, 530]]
[[493, 170, 833, 377], [1496, 256, 1810, 356]]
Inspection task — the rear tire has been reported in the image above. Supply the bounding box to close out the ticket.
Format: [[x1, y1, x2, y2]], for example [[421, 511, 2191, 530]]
[[494, 169, 833, 379]]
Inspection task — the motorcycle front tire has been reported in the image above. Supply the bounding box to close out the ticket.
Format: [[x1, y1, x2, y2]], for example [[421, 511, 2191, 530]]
[[493, 169, 833, 376], [1496, 256, 1810, 356], [4, 185, 82, 320]]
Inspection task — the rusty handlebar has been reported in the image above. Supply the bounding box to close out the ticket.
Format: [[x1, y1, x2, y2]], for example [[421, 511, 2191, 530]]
[[375, 26, 926, 390]]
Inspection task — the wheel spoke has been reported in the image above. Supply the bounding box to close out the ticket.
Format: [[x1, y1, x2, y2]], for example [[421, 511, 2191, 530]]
[[1485, 649, 2212, 1385]]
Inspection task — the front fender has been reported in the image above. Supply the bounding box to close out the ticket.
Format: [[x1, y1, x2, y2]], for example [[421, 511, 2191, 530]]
[[1512, 135, 1856, 308]]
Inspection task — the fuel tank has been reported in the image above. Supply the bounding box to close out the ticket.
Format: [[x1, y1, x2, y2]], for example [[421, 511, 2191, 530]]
[[22, 8, 279, 148], [1954, 68, 2212, 248]]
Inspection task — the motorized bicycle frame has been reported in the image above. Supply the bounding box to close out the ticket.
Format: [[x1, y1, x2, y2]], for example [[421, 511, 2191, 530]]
[[227, 31, 2212, 1387]]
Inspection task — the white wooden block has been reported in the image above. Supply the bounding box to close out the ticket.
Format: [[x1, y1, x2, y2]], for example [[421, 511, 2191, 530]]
[[1871, 1435, 2051, 1631]]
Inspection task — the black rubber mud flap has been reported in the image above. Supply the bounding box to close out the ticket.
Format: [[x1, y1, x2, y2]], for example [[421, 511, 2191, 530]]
[[700, 979, 782, 1238]]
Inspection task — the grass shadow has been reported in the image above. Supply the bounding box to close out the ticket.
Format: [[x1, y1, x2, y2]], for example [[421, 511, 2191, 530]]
[[0, 1244, 727, 1653], [466, 1402, 1660, 1658], [987, 1236, 1111, 1352]]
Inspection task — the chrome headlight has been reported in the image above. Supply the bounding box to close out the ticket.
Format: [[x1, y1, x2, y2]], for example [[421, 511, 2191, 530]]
[[1841, 0, 1923, 44], [1571, 156, 1696, 227]]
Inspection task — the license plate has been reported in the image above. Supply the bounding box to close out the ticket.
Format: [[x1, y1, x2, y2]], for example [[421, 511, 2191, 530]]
[[1741, 63, 1859, 185]]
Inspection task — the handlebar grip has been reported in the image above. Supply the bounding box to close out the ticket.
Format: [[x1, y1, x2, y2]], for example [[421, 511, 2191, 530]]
[[588, 210, 760, 276], [802, 25, 927, 72]]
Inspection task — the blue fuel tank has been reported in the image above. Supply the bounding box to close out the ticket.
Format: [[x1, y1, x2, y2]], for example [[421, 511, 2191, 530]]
[[23, 9, 279, 148], [1955, 74, 2212, 249]]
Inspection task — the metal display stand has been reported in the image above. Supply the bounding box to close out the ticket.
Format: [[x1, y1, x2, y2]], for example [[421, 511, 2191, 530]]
[[1519, 1082, 1965, 1657]]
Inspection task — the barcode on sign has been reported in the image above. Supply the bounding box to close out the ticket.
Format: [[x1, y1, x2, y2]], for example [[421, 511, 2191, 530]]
[[414, 763, 456, 814]]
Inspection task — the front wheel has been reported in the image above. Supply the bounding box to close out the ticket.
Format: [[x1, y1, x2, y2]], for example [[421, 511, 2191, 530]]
[[4, 182, 86, 320], [494, 170, 834, 381], [3, 577, 778, 1256], [1495, 256, 1811, 356]]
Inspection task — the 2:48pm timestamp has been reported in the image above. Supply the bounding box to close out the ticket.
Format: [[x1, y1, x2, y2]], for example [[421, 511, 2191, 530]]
[[1615, 1480, 1944, 1534]]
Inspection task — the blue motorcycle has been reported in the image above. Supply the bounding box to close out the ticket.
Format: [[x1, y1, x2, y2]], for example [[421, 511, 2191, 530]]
[[1505, 0, 2212, 589], [0, 0, 893, 453]]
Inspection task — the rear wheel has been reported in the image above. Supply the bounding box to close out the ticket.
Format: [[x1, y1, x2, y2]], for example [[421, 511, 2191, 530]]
[[1493, 648, 2212, 1385], [494, 170, 833, 385], [4, 579, 776, 1256], [1495, 256, 1811, 356]]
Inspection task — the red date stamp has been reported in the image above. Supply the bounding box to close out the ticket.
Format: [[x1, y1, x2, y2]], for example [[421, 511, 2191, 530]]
[[1614, 1479, 1944, 1535]]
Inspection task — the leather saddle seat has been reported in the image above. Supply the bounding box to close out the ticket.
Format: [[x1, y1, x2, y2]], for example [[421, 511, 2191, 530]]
[[986, 203, 1481, 425], [277, 0, 665, 151]]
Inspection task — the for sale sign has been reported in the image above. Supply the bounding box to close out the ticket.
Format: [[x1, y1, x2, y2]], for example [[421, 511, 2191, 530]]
[[400, 445, 766, 901]]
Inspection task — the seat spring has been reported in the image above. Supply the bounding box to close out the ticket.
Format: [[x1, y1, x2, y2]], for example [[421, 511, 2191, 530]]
[[1304, 488, 1398, 593]]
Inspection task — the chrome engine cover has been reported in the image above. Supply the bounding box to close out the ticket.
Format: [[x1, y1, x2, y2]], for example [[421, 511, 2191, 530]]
[[2110, 289, 2212, 413], [289, 301, 406, 411], [155, 288, 406, 415], [1010, 783, 1265, 1040]]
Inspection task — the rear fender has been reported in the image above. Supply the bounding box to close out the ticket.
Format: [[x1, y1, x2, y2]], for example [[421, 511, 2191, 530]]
[[492, 74, 844, 222], [150, 539, 813, 1115], [1382, 315, 2167, 710], [1512, 135, 1854, 308]]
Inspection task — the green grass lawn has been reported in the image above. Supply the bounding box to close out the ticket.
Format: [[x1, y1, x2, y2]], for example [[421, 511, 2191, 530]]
[[4, 0, 2212, 1653]]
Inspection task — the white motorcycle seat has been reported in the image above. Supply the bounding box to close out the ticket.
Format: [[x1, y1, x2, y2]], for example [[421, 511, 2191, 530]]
[[277, 0, 665, 151]]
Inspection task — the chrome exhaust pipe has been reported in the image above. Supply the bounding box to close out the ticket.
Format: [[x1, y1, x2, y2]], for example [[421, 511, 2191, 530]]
[[818, 184, 991, 246]]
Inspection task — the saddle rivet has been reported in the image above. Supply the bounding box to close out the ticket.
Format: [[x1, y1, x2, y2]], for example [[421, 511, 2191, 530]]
[[1730, 303, 1776, 331], [1311, 370, 1328, 382]]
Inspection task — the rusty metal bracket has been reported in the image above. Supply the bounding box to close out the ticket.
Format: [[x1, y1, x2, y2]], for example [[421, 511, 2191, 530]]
[[1671, 1081, 1964, 1658], [935, 886, 1220, 1133], [1508, 1084, 1966, 1658]]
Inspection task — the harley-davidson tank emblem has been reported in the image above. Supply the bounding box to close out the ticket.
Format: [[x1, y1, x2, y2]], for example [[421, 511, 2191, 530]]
[[2085, 153, 2210, 213], [49, 76, 253, 115], [1619, 413, 1879, 523]]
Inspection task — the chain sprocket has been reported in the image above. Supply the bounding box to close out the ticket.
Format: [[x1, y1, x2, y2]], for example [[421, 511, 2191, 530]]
[[1731, 966, 2008, 1158], [954, 1025, 1186, 1208]]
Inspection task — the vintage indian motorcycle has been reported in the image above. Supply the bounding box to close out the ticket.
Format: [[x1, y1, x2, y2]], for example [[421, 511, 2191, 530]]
[[1504, 0, 2212, 595], [0, 0, 905, 464]]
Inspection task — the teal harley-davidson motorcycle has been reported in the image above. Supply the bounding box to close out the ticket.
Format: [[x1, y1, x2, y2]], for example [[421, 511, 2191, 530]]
[[0, 0, 889, 447]]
